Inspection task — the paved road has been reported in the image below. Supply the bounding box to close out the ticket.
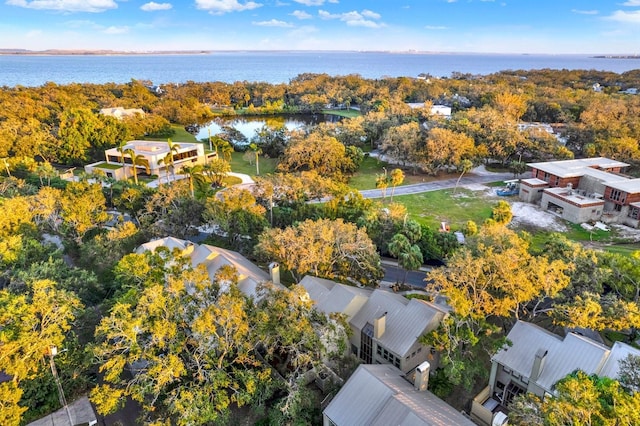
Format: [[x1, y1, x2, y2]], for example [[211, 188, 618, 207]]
[[359, 169, 521, 199], [382, 263, 429, 288]]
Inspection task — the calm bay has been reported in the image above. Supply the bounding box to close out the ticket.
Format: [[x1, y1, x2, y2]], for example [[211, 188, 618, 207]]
[[1, 51, 640, 88]]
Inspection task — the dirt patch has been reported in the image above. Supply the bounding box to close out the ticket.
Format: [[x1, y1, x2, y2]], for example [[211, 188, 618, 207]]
[[509, 202, 568, 232]]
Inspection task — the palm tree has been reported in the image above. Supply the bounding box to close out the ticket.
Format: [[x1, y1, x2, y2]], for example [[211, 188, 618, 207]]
[[181, 164, 204, 198], [388, 233, 423, 284], [389, 168, 405, 201], [249, 143, 262, 175], [220, 140, 234, 163], [125, 149, 150, 185], [157, 152, 173, 186], [454, 159, 474, 194], [116, 140, 129, 178], [166, 138, 181, 180]]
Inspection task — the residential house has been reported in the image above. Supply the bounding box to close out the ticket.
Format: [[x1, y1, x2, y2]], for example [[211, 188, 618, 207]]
[[136, 237, 284, 298], [406, 102, 452, 118], [85, 140, 216, 181], [99, 107, 145, 119], [471, 320, 640, 426], [519, 157, 640, 226], [323, 363, 475, 426], [300, 276, 449, 374]]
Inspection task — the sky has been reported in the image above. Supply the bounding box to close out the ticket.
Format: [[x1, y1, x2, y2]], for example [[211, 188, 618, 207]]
[[1, 0, 640, 54]]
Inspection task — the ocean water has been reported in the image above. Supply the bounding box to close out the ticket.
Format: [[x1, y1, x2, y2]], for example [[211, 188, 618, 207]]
[[1, 51, 639, 88]]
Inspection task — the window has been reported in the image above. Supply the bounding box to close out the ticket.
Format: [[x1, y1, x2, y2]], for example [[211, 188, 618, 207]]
[[360, 324, 373, 364], [610, 189, 623, 202], [629, 207, 640, 219]]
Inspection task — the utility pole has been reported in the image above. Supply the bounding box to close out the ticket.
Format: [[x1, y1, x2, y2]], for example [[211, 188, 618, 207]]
[[49, 346, 74, 426]]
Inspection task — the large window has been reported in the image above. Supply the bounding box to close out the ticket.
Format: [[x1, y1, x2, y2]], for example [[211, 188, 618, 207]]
[[360, 323, 373, 364]]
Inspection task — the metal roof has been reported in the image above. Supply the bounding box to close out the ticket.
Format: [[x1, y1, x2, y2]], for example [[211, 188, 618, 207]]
[[350, 290, 447, 357], [493, 321, 610, 392], [323, 364, 475, 426], [136, 237, 283, 298], [300, 275, 372, 321], [599, 341, 640, 380]]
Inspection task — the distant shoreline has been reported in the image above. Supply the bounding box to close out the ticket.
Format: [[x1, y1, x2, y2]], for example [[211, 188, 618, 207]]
[[1, 49, 638, 57], [0, 49, 213, 56]]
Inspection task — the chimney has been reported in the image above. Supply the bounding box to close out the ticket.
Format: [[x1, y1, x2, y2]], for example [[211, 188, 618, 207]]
[[414, 361, 430, 391], [373, 312, 387, 339], [269, 262, 280, 286], [530, 348, 548, 382]]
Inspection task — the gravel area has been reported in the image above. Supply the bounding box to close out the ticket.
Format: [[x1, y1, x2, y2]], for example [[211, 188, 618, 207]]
[[508, 202, 569, 232]]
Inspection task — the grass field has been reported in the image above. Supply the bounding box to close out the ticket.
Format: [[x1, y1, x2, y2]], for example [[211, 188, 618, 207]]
[[228, 151, 277, 176], [392, 188, 496, 230], [321, 109, 361, 118]]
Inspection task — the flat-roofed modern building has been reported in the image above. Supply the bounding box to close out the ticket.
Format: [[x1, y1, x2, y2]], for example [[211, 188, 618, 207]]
[[86, 140, 215, 181], [520, 157, 640, 226]]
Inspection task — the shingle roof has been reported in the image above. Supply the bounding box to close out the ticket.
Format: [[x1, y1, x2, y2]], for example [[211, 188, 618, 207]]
[[493, 321, 610, 392], [350, 290, 447, 357], [323, 364, 475, 426]]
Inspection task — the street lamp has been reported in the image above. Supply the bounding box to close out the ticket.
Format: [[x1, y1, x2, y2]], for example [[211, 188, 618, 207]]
[[49, 346, 74, 426]]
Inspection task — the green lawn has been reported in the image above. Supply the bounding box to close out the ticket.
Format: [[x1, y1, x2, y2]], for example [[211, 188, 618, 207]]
[[228, 151, 277, 177], [392, 188, 496, 230], [145, 125, 198, 143], [321, 109, 361, 118], [95, 162, 122, 170], [349, 156, 450, 190]]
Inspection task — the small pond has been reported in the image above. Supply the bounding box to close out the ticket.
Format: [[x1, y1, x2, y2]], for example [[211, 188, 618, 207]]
[[195, 114, 340, 144]]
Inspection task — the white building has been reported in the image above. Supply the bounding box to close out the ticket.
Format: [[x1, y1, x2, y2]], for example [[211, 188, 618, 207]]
[[86, 140, 215, 181]]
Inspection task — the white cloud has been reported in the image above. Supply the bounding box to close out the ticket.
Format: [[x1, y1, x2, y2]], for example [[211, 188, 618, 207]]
[[6, 0, 118, 13], [103, 26, 129, 34], [293, 0, 324, 5], [291, 10, 312, 19], [318, 9, 384, 28], [425, 25, 448, 30], [606, 10, 640, 23], [252, 19, 293, 27], [622, 1, 640, 6], [361, 9, 380, 19], [195, 0, 262, 14], [141, 2, 172, 11], [571, 9, 598, 15]]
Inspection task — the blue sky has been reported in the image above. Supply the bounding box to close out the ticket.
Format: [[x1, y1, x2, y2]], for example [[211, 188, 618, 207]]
[[1, 0, 640, 54]]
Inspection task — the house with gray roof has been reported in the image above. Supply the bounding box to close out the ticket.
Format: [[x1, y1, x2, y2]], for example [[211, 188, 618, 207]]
[[300, 275, 371, 322], [323, 363, 475, 426], [471, 320, 640, 426], [301, 276, 449, 374], [519, 157, 640, 226], [136, 237, 284, 298]]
